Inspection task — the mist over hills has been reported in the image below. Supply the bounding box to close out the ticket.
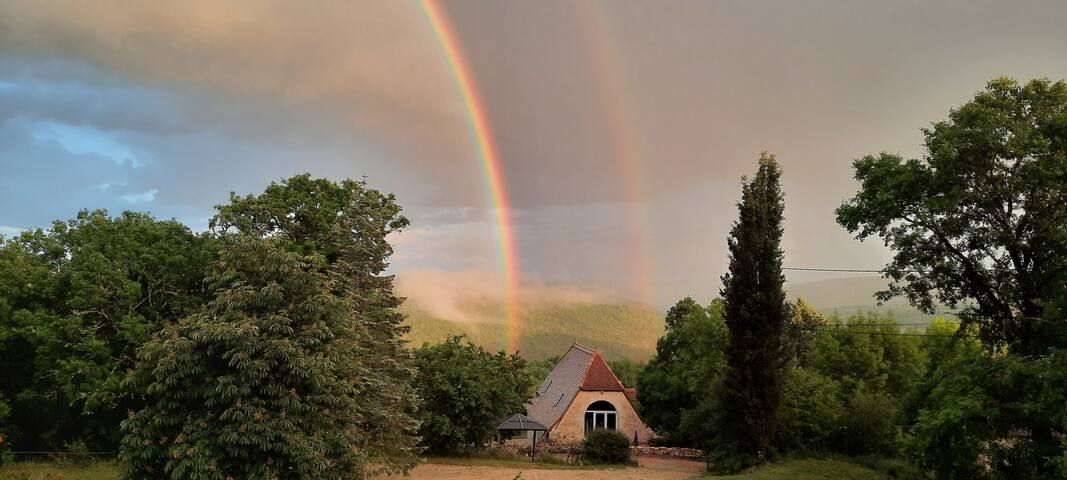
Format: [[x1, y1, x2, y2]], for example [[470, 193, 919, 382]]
[[396, 270, 665, 361], [787, 275, 943, 325], [397, 272, 940, 362]]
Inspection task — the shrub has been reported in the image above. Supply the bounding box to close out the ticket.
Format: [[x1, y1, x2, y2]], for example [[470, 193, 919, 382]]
[[583, 429, 632, 464], [834, 390, 900, 456], [777, 367, 842, 452]]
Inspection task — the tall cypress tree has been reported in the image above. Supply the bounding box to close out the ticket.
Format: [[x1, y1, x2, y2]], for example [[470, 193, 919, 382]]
[[712, 153, 789, 471]]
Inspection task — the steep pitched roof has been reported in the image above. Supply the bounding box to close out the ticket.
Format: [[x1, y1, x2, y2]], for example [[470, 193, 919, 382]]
[[525, 343, 594, 429], [580, 350, 625, 391]]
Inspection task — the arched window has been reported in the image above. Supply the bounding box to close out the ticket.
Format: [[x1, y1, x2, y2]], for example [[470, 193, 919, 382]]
[[584, 400, 617, 433]]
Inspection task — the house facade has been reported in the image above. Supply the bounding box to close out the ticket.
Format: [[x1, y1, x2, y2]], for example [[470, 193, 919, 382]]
[[526, 343, 654, 445]]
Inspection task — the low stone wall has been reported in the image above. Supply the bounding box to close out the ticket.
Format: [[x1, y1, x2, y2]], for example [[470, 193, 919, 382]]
[[537, 443, 704, 459], [629, 446, 704, 458]]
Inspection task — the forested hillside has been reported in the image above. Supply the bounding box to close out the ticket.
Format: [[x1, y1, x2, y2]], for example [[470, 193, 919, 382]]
[[788, 276, 943, 325], [402, 300, 665, 361]]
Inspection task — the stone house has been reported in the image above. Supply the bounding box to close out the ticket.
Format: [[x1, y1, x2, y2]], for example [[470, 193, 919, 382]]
[[526, 343, 655, 445]]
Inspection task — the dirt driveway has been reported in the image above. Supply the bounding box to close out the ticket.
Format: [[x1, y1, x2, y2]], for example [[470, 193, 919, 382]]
[[375, 456, 705, 480]]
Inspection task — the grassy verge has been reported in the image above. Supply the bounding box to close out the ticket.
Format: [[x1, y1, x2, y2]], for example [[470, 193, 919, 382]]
[[699, 459, 893, 479], [0, 461, 120, 480]]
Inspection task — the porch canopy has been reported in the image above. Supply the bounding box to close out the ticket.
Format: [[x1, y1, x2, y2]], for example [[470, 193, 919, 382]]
[[497, 414, 548, 457], [497, 414, 548, 432]]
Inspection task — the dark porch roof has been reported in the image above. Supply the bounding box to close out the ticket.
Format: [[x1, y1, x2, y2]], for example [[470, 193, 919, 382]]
[[497, 414, 548, 431]]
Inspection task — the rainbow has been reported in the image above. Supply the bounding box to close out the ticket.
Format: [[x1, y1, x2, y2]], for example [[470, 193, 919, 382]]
[[420, 0, 523, 353], [577, 2, 657, 307]]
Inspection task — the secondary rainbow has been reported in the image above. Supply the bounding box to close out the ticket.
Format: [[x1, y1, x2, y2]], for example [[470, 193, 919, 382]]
[[578, 2, 657, 307], [420, 0, 522, 353]]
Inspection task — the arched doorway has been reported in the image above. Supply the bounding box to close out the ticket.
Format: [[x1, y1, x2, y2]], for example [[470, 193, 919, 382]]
[[584, 400, 617, 434]]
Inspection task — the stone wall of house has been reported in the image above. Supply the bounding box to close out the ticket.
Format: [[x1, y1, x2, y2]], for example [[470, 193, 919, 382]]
[[549, 390, 654, 445]]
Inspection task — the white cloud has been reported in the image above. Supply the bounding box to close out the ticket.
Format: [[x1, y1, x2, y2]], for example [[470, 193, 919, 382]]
[[122, 189, 157, 203]]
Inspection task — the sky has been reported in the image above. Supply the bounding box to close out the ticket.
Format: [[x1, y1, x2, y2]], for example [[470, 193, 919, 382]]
[[2, 0, 1067, 309]]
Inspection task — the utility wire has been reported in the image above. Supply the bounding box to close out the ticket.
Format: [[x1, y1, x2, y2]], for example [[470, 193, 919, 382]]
[[784, 267, 884, 273], [812, 327, 974, 338], [827, 322, 960, 327], [784, 266, 1021, 273]]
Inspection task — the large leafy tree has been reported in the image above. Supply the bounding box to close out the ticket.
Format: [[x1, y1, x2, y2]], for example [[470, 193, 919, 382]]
[[211, 174, 419, 465], [836, 77, 1067, 355], [412, 336, 534, 454], [120, 175, 419, 479], [838, 77, 1067, 478], [712, 153, 790, 470], [0, 210, 214, 450], [637, 297, 728, 446]]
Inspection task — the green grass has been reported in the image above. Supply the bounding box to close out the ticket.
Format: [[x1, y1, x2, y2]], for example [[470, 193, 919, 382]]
[[0, 461, 119, 480], [701, 459, 893, 479]]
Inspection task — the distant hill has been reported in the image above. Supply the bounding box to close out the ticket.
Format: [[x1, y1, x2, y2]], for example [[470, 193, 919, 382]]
[[397, 272, 947, 362], [401, 300, 665, 361], [787, 275, 946, 325]]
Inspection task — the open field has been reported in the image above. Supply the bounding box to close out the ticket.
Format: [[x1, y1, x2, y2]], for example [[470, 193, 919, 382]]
[[0, 457, 892, 480]]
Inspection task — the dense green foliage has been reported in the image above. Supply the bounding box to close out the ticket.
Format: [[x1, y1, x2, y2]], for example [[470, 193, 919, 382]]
[[711, 153, 790, 471], [837, 77, 1067, 355], [637, 297, 728, 446], [906, 348, 1067, 479], [0, 211, 214, 451], [837, 77, 1067, 478], [807, 313, 927, 398], [582, 428, 632, 464], [412, 336, 535, 454], [784, 299, 828, 365], [775, 366, 840, 453], [118, 175, 419, 479], [780, 312, 926, 458]]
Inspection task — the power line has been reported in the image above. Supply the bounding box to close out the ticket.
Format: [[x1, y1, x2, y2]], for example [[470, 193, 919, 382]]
[[828, 322, 960, 327], [784, 266, 1021, 273], [812, 327, 973, 338], [784, 267, 884, 273]]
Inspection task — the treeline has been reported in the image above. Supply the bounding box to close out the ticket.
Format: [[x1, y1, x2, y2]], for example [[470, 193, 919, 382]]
[[637, 77, 1067, 479], [637, 299, 973, 462], [0, 176, 537, 478]]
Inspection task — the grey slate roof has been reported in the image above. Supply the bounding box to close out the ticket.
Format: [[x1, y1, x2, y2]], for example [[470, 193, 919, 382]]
[[497, 414, 548, 431], [525, 343, 594, 429]]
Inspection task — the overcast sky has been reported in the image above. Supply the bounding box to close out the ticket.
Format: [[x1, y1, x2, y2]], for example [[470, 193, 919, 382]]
[[2, 0, 1067, 308]]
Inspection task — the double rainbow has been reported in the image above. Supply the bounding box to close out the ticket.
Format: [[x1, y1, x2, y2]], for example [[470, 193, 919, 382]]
[[420, 0, 522, 353]]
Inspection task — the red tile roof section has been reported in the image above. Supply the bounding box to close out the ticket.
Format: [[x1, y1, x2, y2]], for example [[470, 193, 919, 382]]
[[579, 350, 625, 391]]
